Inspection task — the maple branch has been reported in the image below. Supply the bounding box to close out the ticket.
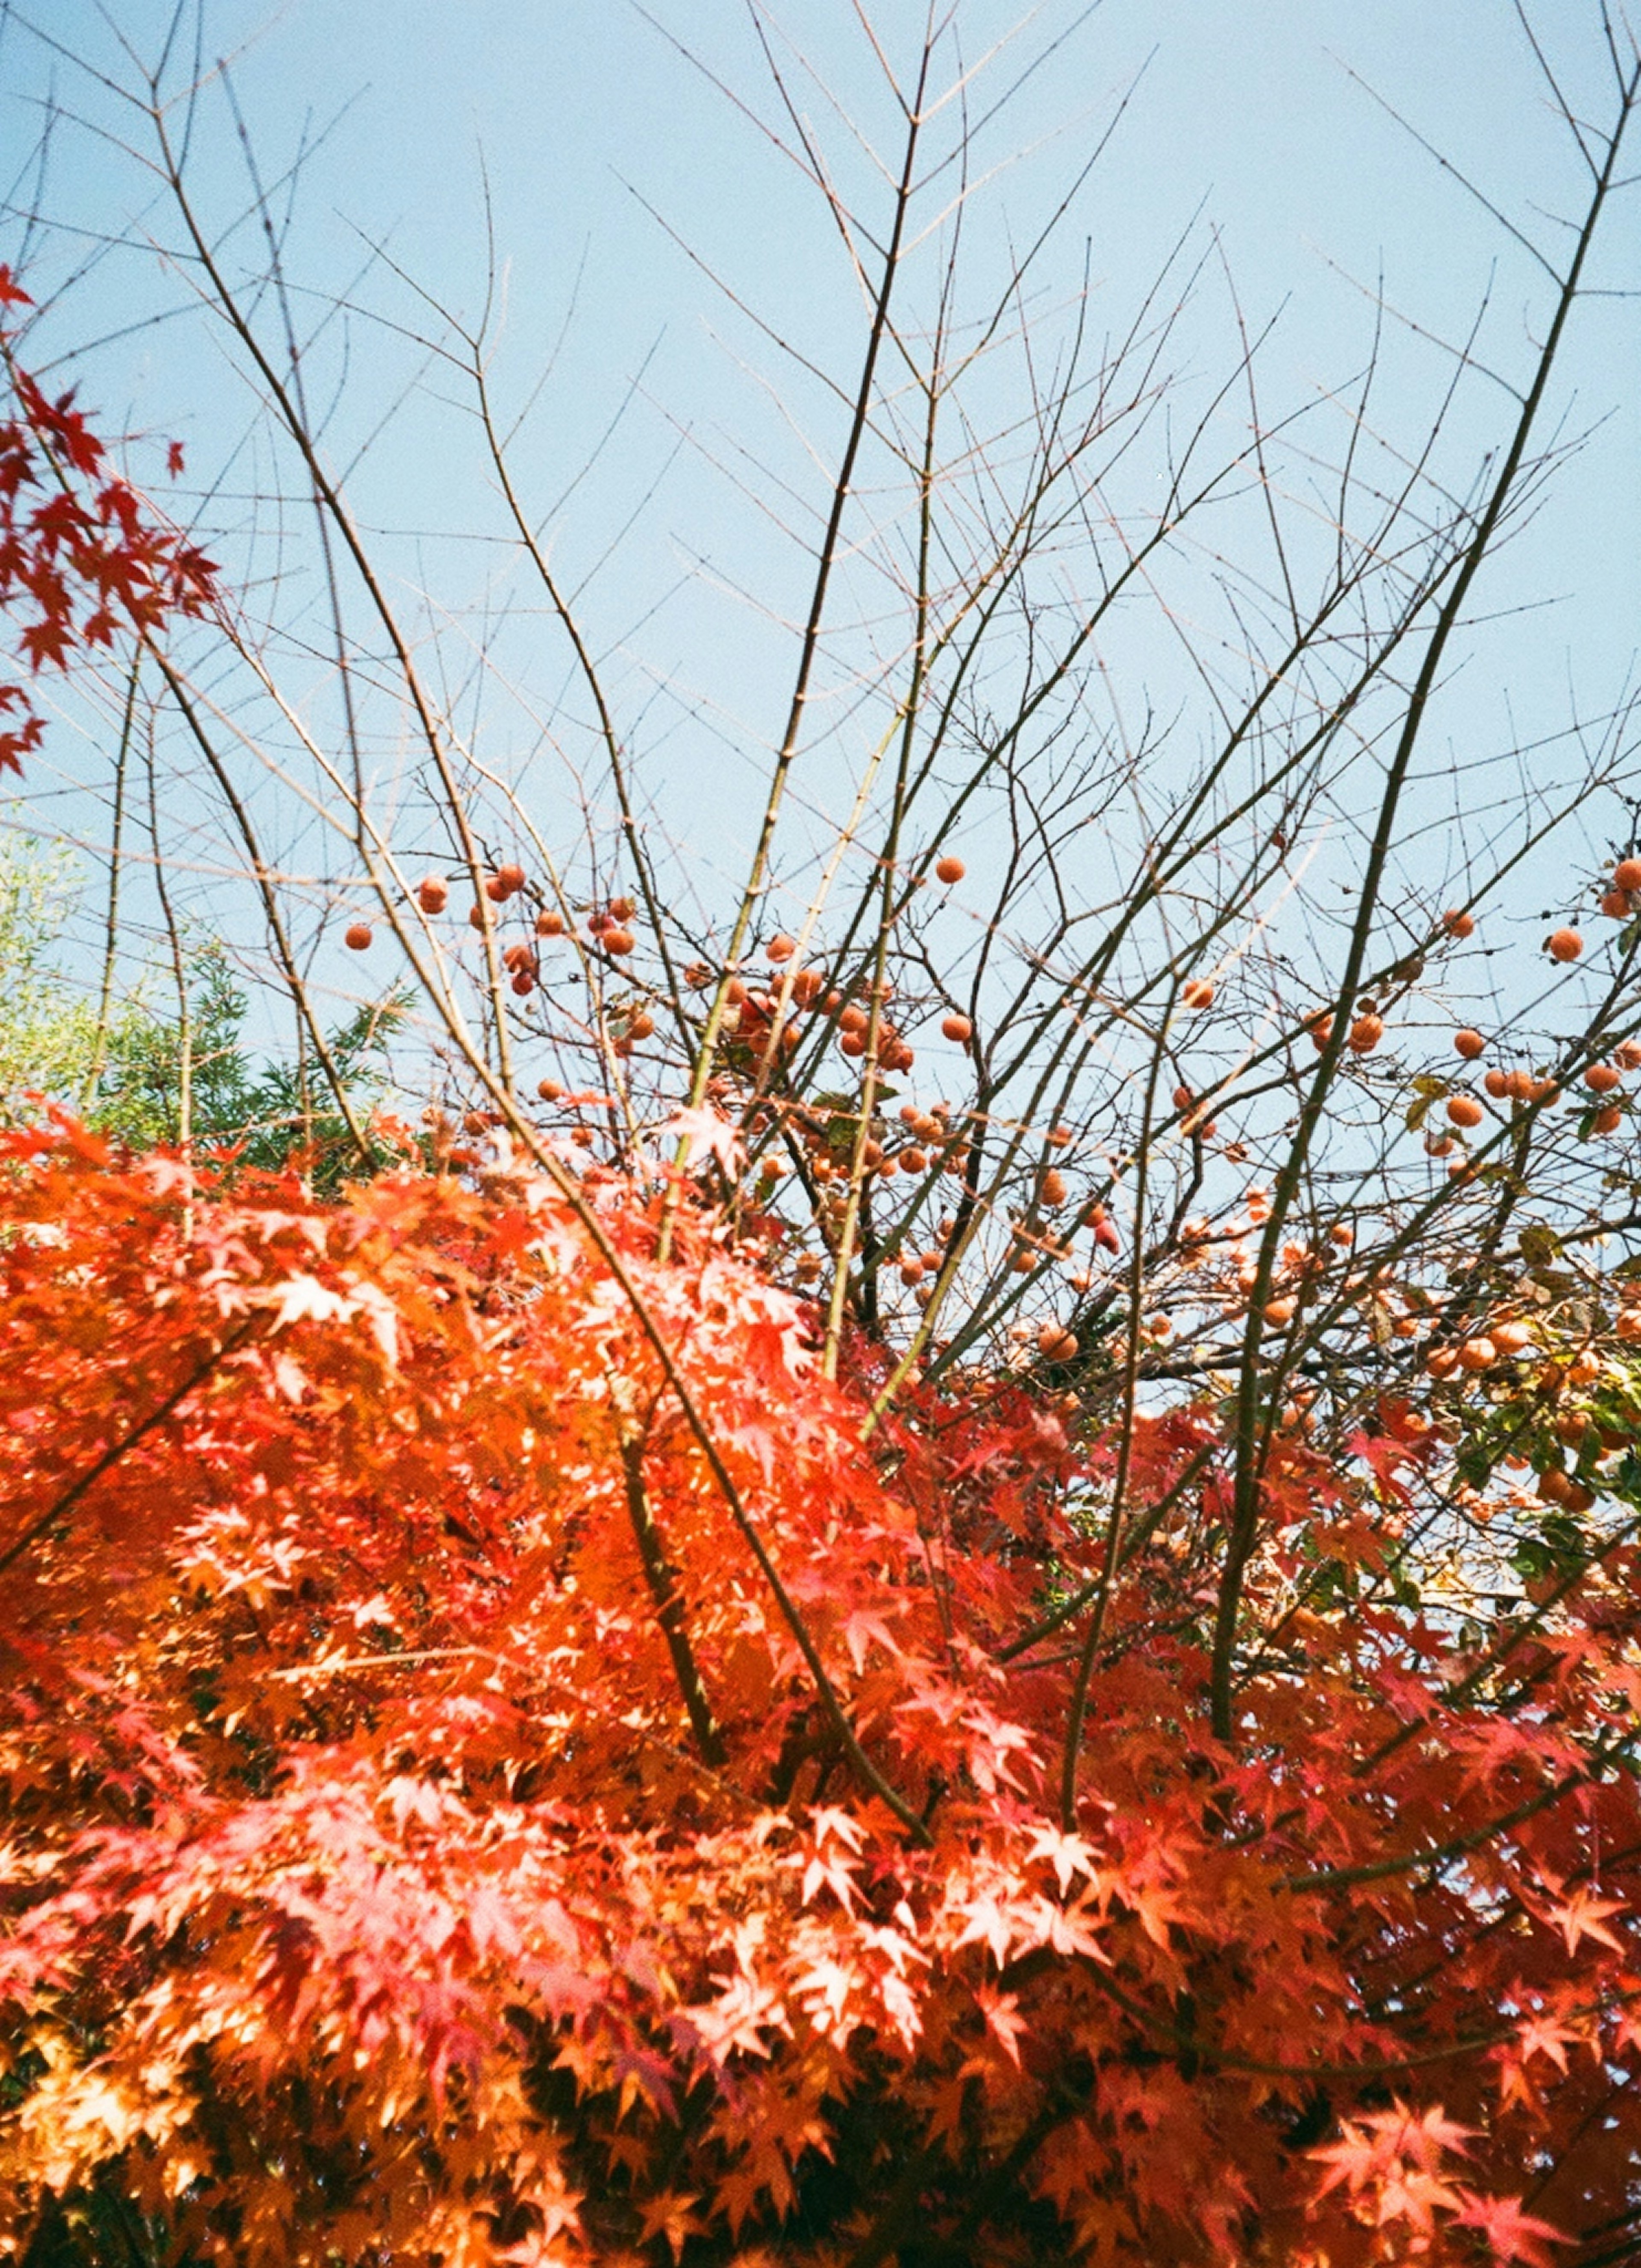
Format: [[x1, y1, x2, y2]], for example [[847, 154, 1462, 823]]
[[492, 1120, 932, 1842], [619, 1431, 727, 1768], [995, 1443, 1214, 1663], [1005, 1941, 1641, 2088], [0, 1320, 255, 1579], [1282, 1727, 1640, 1894], [1352, 1507, 1641, 1781]]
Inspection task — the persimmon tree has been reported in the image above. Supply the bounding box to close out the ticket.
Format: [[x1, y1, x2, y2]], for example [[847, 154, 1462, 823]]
[[4, 3, 1641, 2262]]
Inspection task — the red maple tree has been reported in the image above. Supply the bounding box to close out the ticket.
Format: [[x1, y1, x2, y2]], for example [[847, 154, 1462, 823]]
[[3, 1114, 1639, 2267]]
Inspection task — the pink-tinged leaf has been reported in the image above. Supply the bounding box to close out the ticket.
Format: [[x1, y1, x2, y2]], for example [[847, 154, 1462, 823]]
[[1455, 2192, 1569, 2267], [1545, 1889, 1626, 1957]]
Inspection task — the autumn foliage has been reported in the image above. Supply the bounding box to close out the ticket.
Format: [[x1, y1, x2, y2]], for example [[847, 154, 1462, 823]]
[[3, 1118, 1641, 2268], [5, 19, 1641, 2265], [0, 267, 215, 775]]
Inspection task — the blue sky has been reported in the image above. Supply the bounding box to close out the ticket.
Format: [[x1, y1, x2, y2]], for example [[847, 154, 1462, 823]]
[[0, 1, 1635, 1050]]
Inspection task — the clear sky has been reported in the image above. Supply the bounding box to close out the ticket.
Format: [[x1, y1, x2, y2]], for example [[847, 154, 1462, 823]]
[[0, 1, 1635, 1029]]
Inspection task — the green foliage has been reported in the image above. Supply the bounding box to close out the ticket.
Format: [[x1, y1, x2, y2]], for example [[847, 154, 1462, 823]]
[[0, 831, 406, 1185], [0, 834, 114, 1117]]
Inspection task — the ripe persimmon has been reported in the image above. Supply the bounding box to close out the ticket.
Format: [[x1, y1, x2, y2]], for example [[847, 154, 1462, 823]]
[[766, 934, 796, 963], [1594, 1105, 1624, 1135], [1442, 909, 1475, 938], [1547, 928, 1583, 962], [535, 910, 566, 938], [1453, 1029, 1485, 1059], [1457, 1337, 1497, 1372], [1447, 1094, 1484, 1129], [1348, 1014, 1384, 1054], [417, 877, 449, 915], [607, 896, 636, 922], [1615, 1039, 1641, 1070], [935, 855, 966, 884], [343, 922, 373, 951], [941, 1012, 973, 1043], [537, 1078, 565, 1102], [1038, 1322, 1079, 1362], [1263, 1297, 1297, 1327], [1601, 889, 1631, 919], [1181, 977, 1215, 1010], [1615, 858, 1641, 892], [1585, 1063, 1622, 1093], [603, 927, 636, 955], [1484, 1068, 1509, 1099]]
